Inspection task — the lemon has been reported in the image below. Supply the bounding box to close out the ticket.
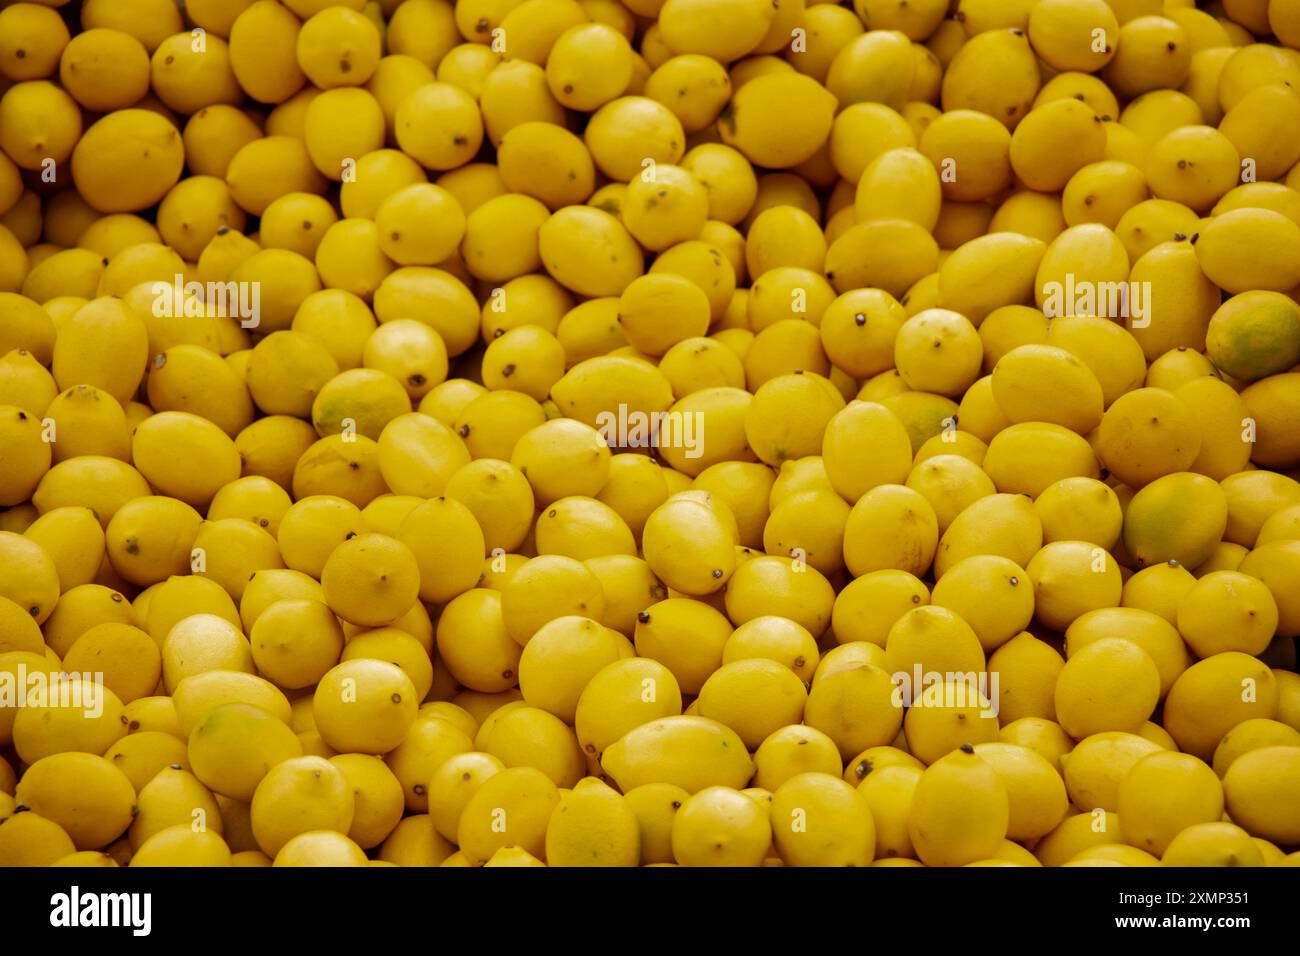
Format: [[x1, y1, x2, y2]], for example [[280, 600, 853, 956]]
[[129, 765, 222, 851], [1161, 821, 1265, 867], [908, 744, 1009, 867], [319, 533, 420, 629], [63, 622, 161, 704], [518, 616, 628, 724], [1065, 607, 1190, 699], [671, 785, 771, 867], [930, 556, 1034, 653], [240, 590, 338, 686], [821, 398, 915, 504], [71, 110, 184, 213], [171, 671, 291, 738], [187, 703, 302, 802], [130, 826, 232, 867], [1054, 637, 1160, 739], [273, 831, 368, 867], [1163, 652, 1278, 760], [1205, 290, 1300, 383], [1096, 387, 1201, 488], [855, 762, 921, 860], [831, 570, 929, 649], [991, 344, 1104, 435], [623, 782, 688, 865], [804, 664, 904, 763], [1026, 540, 1122, 632], [457, 765, 559, 864], [642, 492, 739, 596], [24, 505, 102, 591], [1222, 746, 1300, 846], [501, 554, 606, 647], [1212, 719, 1300, 778], [986, 633, 1066, 726], [103, 495, 202, 587], [432, 589, 518, 695], [1176, 570, 1278, 658], [721, 615, 818, 684], [101, 730, 186, 793], [545, 777, 640, 867], [426, 751, 504, 843], [696, 659, 807, 751], [972, 742, 1068, 843], [904, 679, 1000, 764], [1196, 209, 1300, 294], [658, 0, 775, 63], [480, 705, 584, 788], [601, 716, 753, 794], [770, 772, 876, 867], [727, 555, 836, 638], [575, 657, 682, 760], [250, 755, 353, 858], [312, 659, 418, 756], [1117, 750, 1224, 855], [15, 753, 135, 851]]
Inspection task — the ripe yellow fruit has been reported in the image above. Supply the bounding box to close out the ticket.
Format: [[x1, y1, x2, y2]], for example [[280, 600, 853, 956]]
[[274, 831, 368, 867], [1164, 652, 1279, 760], [1176, 571, 1278, 658], [545, 23, 633, 112], [319, 533, 420, 628], [1222, 746, 1300, 846], [601, 716, 753, 793], [457, 766, 559, 865], [501, 554, 606, 647], [130, 825, 232, 867], [312, 659, 418, 755], [1196, 209, 1300, 294], [908, 745, 1009, 867], [250, 755, 354, 857], [1065, 607, 1189, 700], [720, 72, 836, 170], [696, 659, 807, 750], [70, 110, 185, 213], [518, 616, 628, 724], [539, 205, 645, 298], [991, 345, 1104, 435], [187, 703, 303, 802], [671, 785, 770, 867], [296, 6, 380, 89], [1055, 639, 1159, 743], [171, 671, 291, 739], [935, 493, 1043, 579], [972, 742, 1068, 843], [770, 772, 876, 867], [804, 663, 903, 762], [15, 753, 135, 851], [820, 401, 913, 504], [658, 0, 776, 64], [545, 777, 640, 867], [385, 714, 474, 810], [1117, 750, 1224, 856], [1123, 471, 1228, 570], [617, 275, 710, 359]]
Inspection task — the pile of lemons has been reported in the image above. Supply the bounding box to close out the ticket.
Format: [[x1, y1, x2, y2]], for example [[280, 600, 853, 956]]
[[1, 0, 1300, 869]]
